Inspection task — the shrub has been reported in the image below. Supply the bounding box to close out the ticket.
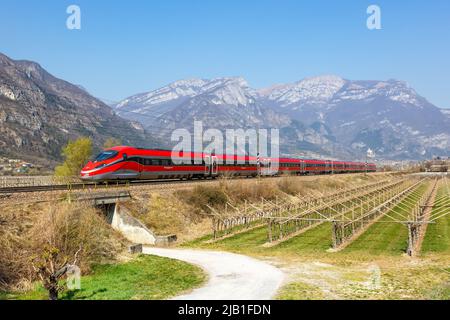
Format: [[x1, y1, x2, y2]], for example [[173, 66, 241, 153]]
[[0, 202, 123, 292], [184, 185, 229, 212], [29, 203, 121, 274], [55, 137, 93, 177], [277, 177, 306, 196]]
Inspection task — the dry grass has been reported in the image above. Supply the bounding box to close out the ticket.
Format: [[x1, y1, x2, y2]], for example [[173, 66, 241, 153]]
[[0, 202, 125, 292], [124, 193, 210, 242], [177, 178, 281, 212]]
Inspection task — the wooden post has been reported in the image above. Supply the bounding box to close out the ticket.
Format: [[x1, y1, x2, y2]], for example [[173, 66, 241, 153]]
[[268, 218, 273, 242], [213, 217, 217, 240], [407, 223, 414, 256], [332, 221, 339, 248]]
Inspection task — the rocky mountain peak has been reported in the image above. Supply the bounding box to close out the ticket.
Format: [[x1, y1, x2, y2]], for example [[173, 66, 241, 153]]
[[199, 77, 255, 106], [0, 53, 14, 66], [259, 75, 347, 107], [334, 79, 422, 106]]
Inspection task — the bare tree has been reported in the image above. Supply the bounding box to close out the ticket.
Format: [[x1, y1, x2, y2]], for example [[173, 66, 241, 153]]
[[32, 246, 81, 300]]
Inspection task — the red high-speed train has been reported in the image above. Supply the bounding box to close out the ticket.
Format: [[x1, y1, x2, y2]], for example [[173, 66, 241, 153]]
[[80, 146, 377, 181]]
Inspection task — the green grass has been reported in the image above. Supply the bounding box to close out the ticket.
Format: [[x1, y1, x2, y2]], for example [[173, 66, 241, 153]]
[[186, 221, 335, 259], [272, 223, 333, 254], [343, 183, 428, 255], [184, 225, 268, 253], [3, 255, 205, 300], [422, 185, 450, 253]]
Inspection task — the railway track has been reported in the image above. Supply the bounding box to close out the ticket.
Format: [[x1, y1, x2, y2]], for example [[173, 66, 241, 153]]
[[0, 172, 387, 195], [0, 178, 209, 194]]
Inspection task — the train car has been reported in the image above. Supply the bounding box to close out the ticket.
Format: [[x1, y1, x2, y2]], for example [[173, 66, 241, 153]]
[[80, 146, 377, 181]]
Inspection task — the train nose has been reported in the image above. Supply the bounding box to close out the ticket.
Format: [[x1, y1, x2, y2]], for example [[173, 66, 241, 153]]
[[80, 163, 94, 180], [80, 171, 93, 180]]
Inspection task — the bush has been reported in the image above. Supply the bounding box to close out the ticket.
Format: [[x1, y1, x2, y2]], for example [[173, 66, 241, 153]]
[[185, 185, 229, 212], [0, 202, 123, 292], [277, 177, 306, 196], [55, 137, 93, 177], [0, 209, 31, 291], [30, 203, 121, 273]]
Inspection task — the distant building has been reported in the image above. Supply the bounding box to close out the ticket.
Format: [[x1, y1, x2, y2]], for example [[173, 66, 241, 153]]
[[424, 158, 449, 172], [0, 157, 37, 176]]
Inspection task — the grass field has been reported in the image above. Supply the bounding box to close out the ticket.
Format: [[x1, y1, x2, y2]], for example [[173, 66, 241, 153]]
[[186, 184, 429, 257], [422, 184, 450, 253], [2, 255, 205, 300], [342, 183, 429, 255]]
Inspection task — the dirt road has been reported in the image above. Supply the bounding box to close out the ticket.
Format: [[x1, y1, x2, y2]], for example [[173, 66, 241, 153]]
[[143, 247, 285, 300]]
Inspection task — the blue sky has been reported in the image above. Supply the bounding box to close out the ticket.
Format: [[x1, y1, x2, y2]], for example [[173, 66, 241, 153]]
[[1, 0, 449, 107]]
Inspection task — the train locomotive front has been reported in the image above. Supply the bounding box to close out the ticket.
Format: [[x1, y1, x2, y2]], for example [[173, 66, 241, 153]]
[[80, 146, 140, 181]]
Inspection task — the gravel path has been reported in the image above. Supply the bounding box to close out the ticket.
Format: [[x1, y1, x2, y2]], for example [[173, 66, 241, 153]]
[[142, 247, 285, 300]]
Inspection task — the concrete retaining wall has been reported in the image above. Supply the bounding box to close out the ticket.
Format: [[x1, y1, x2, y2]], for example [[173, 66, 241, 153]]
[[109, 204, 157, 245]]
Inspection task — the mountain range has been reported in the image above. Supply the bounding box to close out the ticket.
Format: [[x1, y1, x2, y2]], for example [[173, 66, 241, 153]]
[[114, 76, 450, 160], [1, 51, 449, 165]]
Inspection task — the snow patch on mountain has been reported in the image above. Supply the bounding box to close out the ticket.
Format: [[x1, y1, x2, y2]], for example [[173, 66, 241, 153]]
[[115, 78, 208, 109], [334, 80, 420, 106], [441, 109, 450, 117], [202, 77, 255, 106], [259, 75, 346, 107], [115, 77, 255, 112]]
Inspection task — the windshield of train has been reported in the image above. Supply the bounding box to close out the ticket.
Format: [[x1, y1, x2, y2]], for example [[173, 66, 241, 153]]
[[94, 150, 118, 162]]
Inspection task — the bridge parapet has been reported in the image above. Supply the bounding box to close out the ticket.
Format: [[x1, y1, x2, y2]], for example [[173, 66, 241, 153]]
[[69, 191, 132, 205]]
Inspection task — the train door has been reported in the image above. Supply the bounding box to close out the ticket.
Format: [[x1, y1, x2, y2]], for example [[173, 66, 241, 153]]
[[138, 157, 144, 178], [204, 155, 211, 176], [211, 156, 218, 176]]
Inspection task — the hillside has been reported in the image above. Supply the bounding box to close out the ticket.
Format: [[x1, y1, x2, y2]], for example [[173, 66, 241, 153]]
[[0, 53, 156, 166]]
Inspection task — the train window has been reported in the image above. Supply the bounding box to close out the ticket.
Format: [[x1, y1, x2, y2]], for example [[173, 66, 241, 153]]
[[144, 159, 151, 166], [152, 159, 161, 166], [161, 160, 170, 166], [94, 151, 118, 162]]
